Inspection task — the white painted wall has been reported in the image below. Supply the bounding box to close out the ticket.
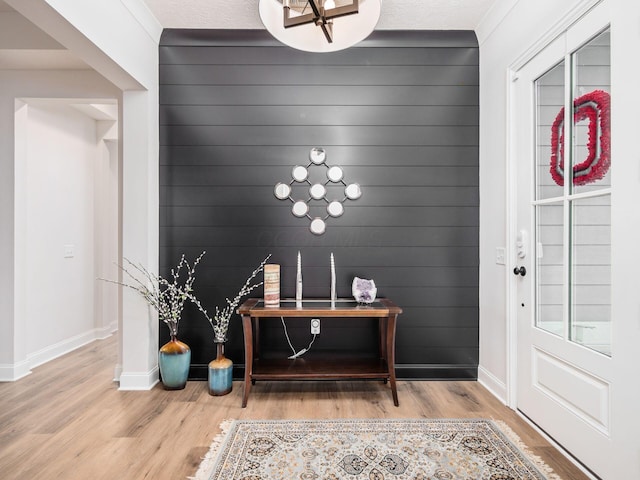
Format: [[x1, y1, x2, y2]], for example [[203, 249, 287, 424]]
[[22, 103, 99, 364], [94, 131, 120, 344], [0, 70, 120, 381]]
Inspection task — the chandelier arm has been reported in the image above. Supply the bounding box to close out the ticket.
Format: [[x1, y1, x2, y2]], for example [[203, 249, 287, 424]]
[[283, 0, 358, 35], [308, 0, 322, 17], [325, 1, 360, 20], [320, 20, 333, 43], [283, 7, 316, 28], [283, 0, 323, 28]]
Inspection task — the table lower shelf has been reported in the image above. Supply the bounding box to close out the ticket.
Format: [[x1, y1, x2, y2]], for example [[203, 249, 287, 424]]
[[250, 357, 391, 381]]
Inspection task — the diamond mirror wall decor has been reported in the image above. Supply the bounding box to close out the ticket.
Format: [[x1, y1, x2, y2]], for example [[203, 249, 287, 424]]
[[273, 147, 361, 235]]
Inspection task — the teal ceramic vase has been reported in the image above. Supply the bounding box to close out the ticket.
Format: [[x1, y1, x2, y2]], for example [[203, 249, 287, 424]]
[[158, 336, 191, 390], [208, 343, 233, 396]]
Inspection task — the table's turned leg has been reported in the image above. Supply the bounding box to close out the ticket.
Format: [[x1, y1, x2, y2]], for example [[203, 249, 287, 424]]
[[254, 316, 260, 359], [241, 314, 254, 408], [386, 314, 399, 406], [378, 318, 387, 359], [379, 318, 387, 383]]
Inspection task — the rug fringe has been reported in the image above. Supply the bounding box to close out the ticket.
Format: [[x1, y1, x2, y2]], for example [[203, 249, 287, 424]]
[[188, 419, 235, 480], [493, 420, 562, 480]]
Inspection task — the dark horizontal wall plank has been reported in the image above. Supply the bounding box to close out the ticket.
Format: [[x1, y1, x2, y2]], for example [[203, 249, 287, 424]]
[[161, 186, 479, 206], [160, 85, 479, 106], [160, 166, 479, 186], [160, 64, 479, 86], [160, 46, 479, 66], [396, 326, 479, 348], [159, 30, 479, 378], [160, 246, 479, 269], [160, 29, 479, 49], [160, 263, 478, 288], [396, 346, 479, 365], [160, 145, 479, 166], [160, 125, 479, 146], [162, 264, 480, 294], [160, 206, 479, 227], [160, 105, 479, 127], [160, 225, 479, 247]]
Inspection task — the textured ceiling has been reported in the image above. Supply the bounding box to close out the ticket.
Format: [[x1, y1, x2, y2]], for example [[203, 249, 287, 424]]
[[141, 0, 497, 30], [0, 0, 497, 70]]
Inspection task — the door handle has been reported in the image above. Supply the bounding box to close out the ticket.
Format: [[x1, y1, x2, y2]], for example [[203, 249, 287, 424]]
[[513, 266, 526, 276]]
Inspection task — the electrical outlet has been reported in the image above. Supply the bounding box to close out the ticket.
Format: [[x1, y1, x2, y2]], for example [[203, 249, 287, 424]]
[[311, 318, 320, 334]]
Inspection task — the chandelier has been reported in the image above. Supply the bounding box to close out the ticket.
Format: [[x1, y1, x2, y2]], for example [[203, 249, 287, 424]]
[[259, 0, 381, 53]]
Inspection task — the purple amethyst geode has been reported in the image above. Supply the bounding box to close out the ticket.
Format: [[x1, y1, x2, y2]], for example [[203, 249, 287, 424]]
[[352, 277, 377, 304]]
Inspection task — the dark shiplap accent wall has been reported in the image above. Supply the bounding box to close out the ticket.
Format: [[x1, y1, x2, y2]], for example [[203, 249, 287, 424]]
[[159, 30, 479, 380]]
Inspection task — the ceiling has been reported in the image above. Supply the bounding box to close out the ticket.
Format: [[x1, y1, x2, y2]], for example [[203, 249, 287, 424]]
[[141, 0, 497, 30], [0, 0, 496, 70]]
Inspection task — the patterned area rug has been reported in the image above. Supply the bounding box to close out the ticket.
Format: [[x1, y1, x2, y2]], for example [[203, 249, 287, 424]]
[[192, 419, 561, 480]]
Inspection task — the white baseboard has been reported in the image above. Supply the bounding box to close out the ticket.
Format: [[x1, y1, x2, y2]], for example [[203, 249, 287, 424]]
[[28, 330, 99, 370], [96, 321, 118, 340], [0, 358, 32, 382], [118, 366, 159, 391], [113, 363, 123, 382], [0, 327, 118, 382], [478, 365, 508, 404]]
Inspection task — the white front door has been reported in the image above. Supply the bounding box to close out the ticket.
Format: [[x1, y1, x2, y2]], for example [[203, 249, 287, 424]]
[[513, 7, 616, 478]]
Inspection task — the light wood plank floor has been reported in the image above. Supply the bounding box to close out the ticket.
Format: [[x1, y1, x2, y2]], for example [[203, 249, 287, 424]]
[[0, 335, 588, 479]]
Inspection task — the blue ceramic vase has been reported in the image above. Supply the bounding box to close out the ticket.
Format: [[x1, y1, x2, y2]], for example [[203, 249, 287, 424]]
[[208, 343, 233, 396], [158, 336, 191, 390]]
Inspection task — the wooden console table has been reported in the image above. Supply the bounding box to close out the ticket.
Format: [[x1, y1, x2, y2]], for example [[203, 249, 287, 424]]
[[237, 298, 402, 408]]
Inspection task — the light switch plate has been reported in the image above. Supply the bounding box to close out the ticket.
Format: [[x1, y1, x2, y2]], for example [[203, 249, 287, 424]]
[[496, 247, 506, 265], [64, 244, 75, 258]]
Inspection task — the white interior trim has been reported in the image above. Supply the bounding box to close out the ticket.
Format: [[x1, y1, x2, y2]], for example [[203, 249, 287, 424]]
[[121, 0, 163, 43], [0, 359, 31, 382], [478, 365, 508, 403], [509, 0, 603, 72], [504, 0, 605, 413], [118, 367, 159, 391], [475, 0, 519, 46]]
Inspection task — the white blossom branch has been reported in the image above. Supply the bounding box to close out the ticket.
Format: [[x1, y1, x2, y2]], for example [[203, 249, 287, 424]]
[[190, 254, 271, 343]]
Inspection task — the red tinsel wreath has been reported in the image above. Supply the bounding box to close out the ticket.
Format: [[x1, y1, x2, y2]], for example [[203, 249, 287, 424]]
[[550, 89, 611, 186]]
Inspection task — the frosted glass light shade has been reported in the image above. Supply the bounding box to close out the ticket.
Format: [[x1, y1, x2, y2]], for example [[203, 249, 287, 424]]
[[258, 0, 381, 53]]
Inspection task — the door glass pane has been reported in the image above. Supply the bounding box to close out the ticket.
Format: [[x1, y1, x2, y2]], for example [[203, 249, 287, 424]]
[[571, 30, 611, 194], [536, 203, 564, 336], [536, 61, 565, 200], [571, 195, 611, 355]]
